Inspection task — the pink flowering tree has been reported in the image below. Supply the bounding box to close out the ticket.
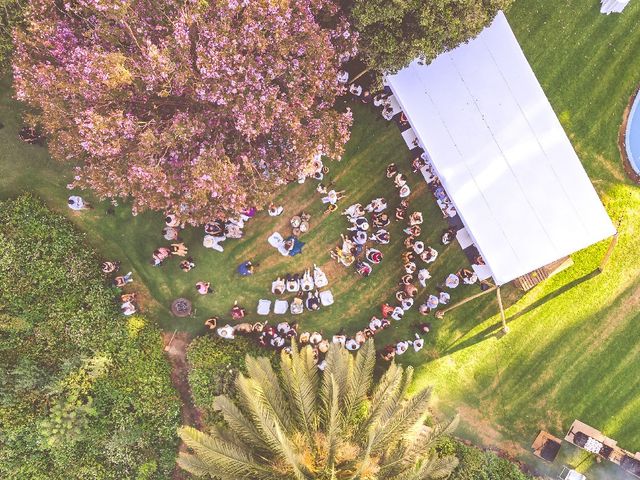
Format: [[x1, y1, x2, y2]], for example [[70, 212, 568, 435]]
[[12, 0, 356, 224]]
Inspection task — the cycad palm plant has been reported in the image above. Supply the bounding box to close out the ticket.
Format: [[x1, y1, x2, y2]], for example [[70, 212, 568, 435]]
[[178, 339, 458, 480]]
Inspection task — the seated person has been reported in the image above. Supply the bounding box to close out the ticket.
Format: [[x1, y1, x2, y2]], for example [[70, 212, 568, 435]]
[[217, 324, 235, 339], [400, 273, 414, 285], [399, 185, 411, 198], [270, 335, 286, 348], [101, 260, 120, 273], [420, 247, 438, 264], [417, 268, 431, 287], [412, 156, 427, 173], [179, 258, 196, 272], [458, 268, 479, 285], [337, 69, 349, 83], [386, 163, 398, 178], [114, 272, 133, 287], [409, 211, 424, 226], [268, 203, 284, 216], [170, 242, 188, 256], [371, 229, 390, 244], [317, 340, 330, 353], [380, 345, 396, 361], [366, 248, 383, 264], [403, 225, 421, 237], [309, 331, 323, 345], [402, 251, 415, 264], [404, 236, 416, 250], [204, 220, 225, 236], [348, 216, 369, 231], [369, 316, 383, 331], [412, 334, 425, 352], [394, 173, 407, 188], [230, 302, 246, 320], [165, 213, 180, 227], [152, 247, 171, 266], [365, 197, 387, 213], [404, 261, 417, 274], [361, 90, 373, 104], [345, 338, 360, 351], [343, 203, 365, 220], [286, 274, 300, 292], [426, 294, 439, 312], [439, 291, 451, 305], [204, 317, 218, 330], [313, 265, 328, 287], [272, 277, 286, 295], [445, 273, 460, 289], [391, 306, 404, 321], [349, 83, 363, 96], [413, 241, 425, 255], [298, 331, 311, 345], [233, 323, 253, 334], [277, 322, 291, 335], [290, 297, 304, 314], [121, 301, 136, 316], [306, 290, 321, 311], [404, 283, 418, 298], [163, 226, 180, 241], [381, 303, 395, 318], [395, 340, 409, 355], [355, 330, 367, 344], [441, 228, 456, 245], [371, 212, 390, 228], [196, 281, 212, 295], [332, 334, 346, 345], [352, 229, 368, 246], [355, 260, 372, 277], [401, 297, 414, 310], [237, 261, 255, 276]]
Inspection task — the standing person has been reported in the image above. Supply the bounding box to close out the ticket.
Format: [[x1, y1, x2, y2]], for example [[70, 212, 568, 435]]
[[67, 195, 91, 211]]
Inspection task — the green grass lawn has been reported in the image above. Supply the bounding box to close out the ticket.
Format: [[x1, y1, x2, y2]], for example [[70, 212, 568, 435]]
[[1, 0, 640, 478]]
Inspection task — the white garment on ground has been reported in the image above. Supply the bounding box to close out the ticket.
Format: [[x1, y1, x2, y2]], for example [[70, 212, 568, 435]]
[[68, 196, 85, 210], [203, 234, 225, 252]]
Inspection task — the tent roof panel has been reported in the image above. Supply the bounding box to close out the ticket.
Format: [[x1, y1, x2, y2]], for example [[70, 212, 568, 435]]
[[387, 11, 615, 284]]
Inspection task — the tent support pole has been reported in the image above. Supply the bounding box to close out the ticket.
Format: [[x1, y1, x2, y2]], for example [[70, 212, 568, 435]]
[[436, 285, 497, 317], [496, 287, 509, 334], [597, 233, 618, 273]]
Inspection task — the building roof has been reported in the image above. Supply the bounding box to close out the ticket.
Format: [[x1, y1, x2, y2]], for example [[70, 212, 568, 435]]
[[386, 11, 616, 285]]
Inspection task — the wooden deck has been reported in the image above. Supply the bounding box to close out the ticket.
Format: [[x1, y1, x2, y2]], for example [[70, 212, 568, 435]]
[[514, 257, 574, 291]]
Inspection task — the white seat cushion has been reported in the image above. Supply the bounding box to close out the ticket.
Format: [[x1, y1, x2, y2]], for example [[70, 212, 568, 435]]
[[274, 300, 288, 314], [257, 299, 271, 315], [319, 290, 334, 307]]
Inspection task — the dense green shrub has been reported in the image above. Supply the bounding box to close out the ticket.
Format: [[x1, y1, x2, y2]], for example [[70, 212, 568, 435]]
[[437, 436, 535, 480], [0, 195, 181, 479], [187, 335, 274, 424], [0, 0, 23, 68]]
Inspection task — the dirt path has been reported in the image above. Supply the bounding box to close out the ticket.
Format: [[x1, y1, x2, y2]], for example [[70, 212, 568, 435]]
[[162, 331, 203, 480]]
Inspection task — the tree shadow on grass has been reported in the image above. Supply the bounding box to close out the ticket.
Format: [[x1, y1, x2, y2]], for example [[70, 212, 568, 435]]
[[442, 269, 601, 357]]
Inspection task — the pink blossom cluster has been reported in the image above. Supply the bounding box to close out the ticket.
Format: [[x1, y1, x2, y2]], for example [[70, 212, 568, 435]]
[[12, 0, 357, 224]]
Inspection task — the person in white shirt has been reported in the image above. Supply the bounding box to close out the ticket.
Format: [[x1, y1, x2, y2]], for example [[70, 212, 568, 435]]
[[412, 334, 424, 352], [439, 291, 451, 305], [391, 306, 404, 321], [401, 297, 414, 311], [332, 334, 346, 346], [418, 268, 431, 287], [268, 203, 284, 216], [345, 338, 360, 351], [217, 324, 235, 339], [395, 341, 409, 355], [445, 273, 460, 289], [68, 195, 89, 211], [337, 70, 349, 84], [349, 83, 363, 96]]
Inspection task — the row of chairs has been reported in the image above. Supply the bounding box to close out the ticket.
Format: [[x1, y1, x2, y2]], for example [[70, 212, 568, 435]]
[[257, 290, 334, 315]]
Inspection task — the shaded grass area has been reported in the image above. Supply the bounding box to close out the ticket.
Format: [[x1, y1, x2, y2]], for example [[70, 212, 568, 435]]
[[411, 1, 640, 479], [1, 1, 640, 478]]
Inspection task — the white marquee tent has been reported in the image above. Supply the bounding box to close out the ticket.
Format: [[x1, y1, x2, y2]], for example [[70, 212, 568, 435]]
[[386, 11, 616, 286]]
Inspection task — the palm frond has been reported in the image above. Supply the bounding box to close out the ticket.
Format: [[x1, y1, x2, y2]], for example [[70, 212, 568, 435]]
[[245, 355, 294, 433], [389, 454, 459, 480], [344, 339, 376, 422], [324, 374, 342, 468], [214, 394, 271, 453], [321, 342, 350, 408], [368, 386, 433, 454], [280, 342, 319, 444], [356, 362, 405, 439], [177, 426, 276, 479]]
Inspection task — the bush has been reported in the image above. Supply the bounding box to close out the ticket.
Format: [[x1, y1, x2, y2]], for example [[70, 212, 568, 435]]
[[0, 195, 181, 479], [437, 437, 535, 480], [187, 335, 275, 424]]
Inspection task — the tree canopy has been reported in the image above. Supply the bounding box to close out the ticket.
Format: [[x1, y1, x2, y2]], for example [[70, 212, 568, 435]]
[[0, 195, 180, 479], [178, 340, 458, 479], [12, 0, 356, 224], [348, 0, 513, 75]]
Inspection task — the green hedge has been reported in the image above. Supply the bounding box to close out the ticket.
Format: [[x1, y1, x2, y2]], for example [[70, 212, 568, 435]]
[[187, 335, 274, 424], [437, 436, 537, 480], [0, 195, 181, 479]]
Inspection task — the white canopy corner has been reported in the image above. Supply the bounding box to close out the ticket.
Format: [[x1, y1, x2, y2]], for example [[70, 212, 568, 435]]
[[601, 0, 630, 14], [386, 11, 616, 286]]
